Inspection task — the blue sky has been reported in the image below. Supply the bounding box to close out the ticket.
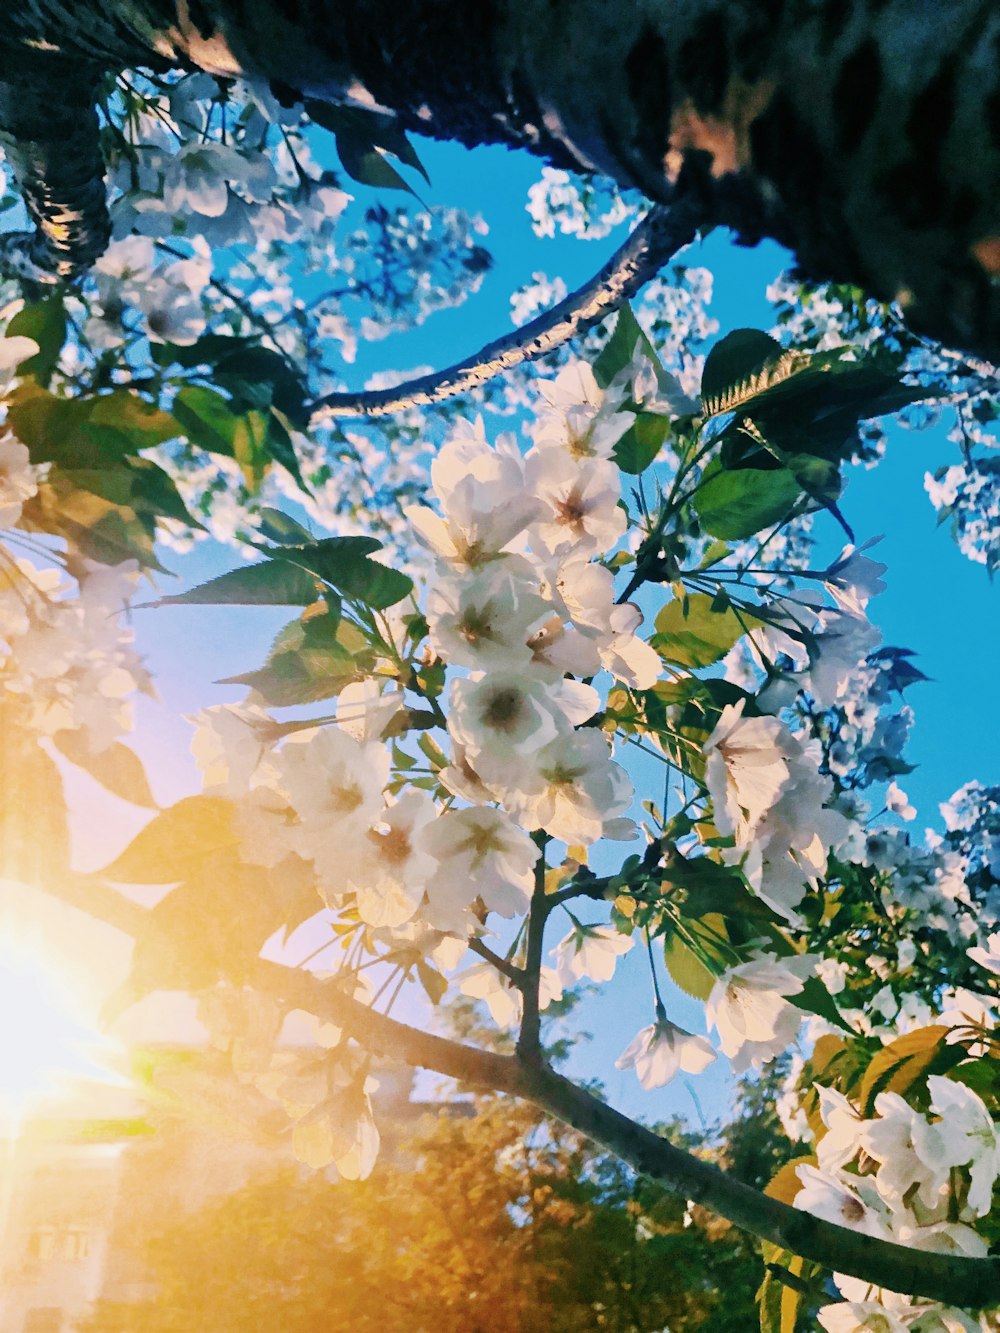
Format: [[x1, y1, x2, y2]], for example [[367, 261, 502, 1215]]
[[65, 134, 998, 1126]]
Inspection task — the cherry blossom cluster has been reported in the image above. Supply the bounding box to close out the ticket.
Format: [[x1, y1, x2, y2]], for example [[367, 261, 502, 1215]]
[[799, 1075, 1000, 1333]]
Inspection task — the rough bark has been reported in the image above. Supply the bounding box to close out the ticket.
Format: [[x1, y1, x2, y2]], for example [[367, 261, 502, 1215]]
[[0, 1, 997, 359]]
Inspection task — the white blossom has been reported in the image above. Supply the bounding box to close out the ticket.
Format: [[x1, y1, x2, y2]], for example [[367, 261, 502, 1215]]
[[615, 1018, 716, 1089]]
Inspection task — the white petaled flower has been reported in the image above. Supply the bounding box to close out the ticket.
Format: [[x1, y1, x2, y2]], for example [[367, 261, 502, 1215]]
[[531, 360, 633, 461], [824, 537, 888, 616], [351, 790, 439, 929], [527, 451, 627, 558], [794, 1164, 893, 1238], [526, 615, 602, 680], [457, 960, 522, 1027], [703, 700, 789, 845], [448, 671, 599, 765], [335, 679, 404, 743], [815, 1086, 868, 1173], [807, 609, 881, 709], [0, 432, 38, 529], [0, 334, 40, 393], [967, 931, 1000, 977], [427, 565, 549, 671], [553, 922, 634, 985], [924, 1076, 1000, 1217], [422, 806, 539, 932], [438, 739, 498, 806], [705, 953, 814, 1073], [817, 1300, 908, 1333], [405, 422, 545, 568], [189, 702, 272, 796], [592, 601, 662, 690], [611, 342, 700, 418], [503, 729, 635, 846], [886, 782, 916, 821], [859, 1091, 951, 1210], [615, 1018, 716, 1089], [278, 726, 387, 825]]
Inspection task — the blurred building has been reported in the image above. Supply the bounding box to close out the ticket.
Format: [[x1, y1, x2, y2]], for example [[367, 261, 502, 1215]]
[[0, 1053, 428, 1333]]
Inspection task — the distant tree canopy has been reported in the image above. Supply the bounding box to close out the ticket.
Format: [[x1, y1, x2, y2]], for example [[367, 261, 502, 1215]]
[[85, 1086, 795, 1333]]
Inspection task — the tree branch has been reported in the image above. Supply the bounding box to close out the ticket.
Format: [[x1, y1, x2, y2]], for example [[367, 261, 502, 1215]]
[[33, 871, 1000, 1309], [306, 201, 702, 423], [516, 834, 550, 1062]]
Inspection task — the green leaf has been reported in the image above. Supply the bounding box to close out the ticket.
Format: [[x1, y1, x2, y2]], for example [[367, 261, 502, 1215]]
[[264, 409, 308, 491], [54, 732, 157, 808], [150, 332, 261, 370], [279, 538, 413, 610], [653, 592, 754, 668], [231, 409, 270, 491], [151, 560, 322, 608], [593, 302, 658, 390], [125, 456, 201, 529], [790, 976, 852, 1034], [257, 508, 313, 546], [213, 344, 310, 428], [6, 296, 66, 386], [222, 613, 360, 706], [23, 470, 168, 571], [306, 102, 430, 187], [700, 329, 788, 417], [663, 930, 716, 1000], [87, 392, 180, 452], [614, 412, 671, 475], [692, 463, 801, 540], [172, 385, 242, 457], [8, 386, 177, 468]]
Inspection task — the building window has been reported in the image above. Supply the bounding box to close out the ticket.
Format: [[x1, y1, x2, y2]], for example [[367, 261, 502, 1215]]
[[64, 1229, 89, 1261], [28, 1229, 57, 1263]]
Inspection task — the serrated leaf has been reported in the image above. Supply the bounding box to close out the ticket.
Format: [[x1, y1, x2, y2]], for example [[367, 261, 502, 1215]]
[[102, 796, 239, 884], [701, 329, 788, 417], [223, 613, 360, 706], [152, 559, 322, 608], [279, 538, 413, 610], [653, 592, 754, 668], [692, 463, 801, 540], [257, 508, 313, 546], [54, 733, 157, 809]]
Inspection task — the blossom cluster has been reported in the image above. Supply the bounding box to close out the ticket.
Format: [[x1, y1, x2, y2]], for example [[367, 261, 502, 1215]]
[[799, 1074, 1000, 1332]]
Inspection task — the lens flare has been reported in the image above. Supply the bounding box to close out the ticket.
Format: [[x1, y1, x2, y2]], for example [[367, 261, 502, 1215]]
[[0, 930, 113, 1116]]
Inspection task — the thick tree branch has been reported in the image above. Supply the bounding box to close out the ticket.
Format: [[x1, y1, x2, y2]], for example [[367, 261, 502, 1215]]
[[306, 202, 702, 423], [34, 872, 1000, 1309]]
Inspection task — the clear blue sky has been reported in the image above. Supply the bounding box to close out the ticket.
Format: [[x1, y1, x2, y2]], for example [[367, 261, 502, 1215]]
[[75, 135, 997, 1126]]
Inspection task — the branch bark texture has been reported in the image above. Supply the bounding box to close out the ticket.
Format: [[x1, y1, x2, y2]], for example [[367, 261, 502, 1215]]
[[1, 1, 997, 359], [307, 202, 699, 421]]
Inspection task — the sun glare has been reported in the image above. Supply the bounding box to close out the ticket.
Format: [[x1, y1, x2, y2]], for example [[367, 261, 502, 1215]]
[[0, 932, 114, 1117]]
